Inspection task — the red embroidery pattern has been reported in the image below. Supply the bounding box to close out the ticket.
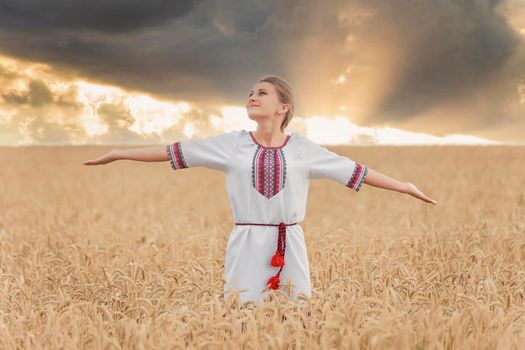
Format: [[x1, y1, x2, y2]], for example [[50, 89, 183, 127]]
[[250, 132, 291, 199], [166, 142, 188, 170], [346, 163, 368, 191]]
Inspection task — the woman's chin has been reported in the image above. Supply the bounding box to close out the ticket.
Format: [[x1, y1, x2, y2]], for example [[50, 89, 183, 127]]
[[247, 114, 262, 121]]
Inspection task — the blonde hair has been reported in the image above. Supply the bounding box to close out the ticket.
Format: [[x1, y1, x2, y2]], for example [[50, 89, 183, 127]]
[[256, 74, 294, 133]]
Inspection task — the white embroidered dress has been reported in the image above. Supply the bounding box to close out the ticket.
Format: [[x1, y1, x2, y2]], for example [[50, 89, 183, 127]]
[[166, 129, 368, 304]]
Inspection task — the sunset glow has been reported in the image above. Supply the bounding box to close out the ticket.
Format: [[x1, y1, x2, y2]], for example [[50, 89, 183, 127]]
[[1, 0, 524, 149], [0, 57, 505, 146]]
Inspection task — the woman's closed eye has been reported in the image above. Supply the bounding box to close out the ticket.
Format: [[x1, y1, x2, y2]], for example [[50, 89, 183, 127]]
[[249, 91, 266, 97]]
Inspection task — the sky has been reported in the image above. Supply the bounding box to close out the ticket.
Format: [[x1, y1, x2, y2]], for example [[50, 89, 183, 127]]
[[0, 0, 524, 146]]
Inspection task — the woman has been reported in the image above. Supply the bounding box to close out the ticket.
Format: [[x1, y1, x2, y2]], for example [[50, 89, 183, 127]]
[[83, 75, 438, 304]]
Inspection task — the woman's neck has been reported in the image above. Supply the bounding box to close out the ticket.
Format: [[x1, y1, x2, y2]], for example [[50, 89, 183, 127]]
[[253, 126, 287, 148]]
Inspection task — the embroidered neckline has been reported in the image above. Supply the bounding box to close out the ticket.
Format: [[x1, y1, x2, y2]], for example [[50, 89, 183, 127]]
[[251, 143, 287, 199], [248, 131, 292, 149]]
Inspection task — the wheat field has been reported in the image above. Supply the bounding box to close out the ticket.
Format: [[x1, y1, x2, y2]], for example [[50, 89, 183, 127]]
[[0, 145, 524, 349]]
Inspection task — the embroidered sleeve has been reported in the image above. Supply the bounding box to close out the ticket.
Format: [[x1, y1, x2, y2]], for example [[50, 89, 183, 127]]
[[346, 162, 368, 192], [307, 140, 368, 192], [166, 142, 188, 170], [166, 130, 241, 172]]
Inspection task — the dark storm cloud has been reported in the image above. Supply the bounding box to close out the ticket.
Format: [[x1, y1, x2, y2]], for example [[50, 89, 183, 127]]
[[0, 0, 200, 32], [0, 0, 300, 105], [0, 0, 524, 143], [363, 0, 522, 123]]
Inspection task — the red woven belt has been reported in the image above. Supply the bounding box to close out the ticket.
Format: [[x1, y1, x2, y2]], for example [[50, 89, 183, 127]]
[[234, 221, 297, 290]]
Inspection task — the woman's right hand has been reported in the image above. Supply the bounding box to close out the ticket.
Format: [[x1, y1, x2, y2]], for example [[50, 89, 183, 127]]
[[83, 149, 120, 165]]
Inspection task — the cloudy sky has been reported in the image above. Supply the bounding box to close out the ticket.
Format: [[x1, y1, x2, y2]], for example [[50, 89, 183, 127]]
[[0, 0, 524, 146]]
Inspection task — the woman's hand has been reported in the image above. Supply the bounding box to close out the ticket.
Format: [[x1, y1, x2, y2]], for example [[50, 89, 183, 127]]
[[83, 149, 120, 166], [403, 181, 438, 205]]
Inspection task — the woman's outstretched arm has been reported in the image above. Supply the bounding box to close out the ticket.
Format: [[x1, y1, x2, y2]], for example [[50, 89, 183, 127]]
[[82, 146, 168, 165], [364, 167, 438, 205]]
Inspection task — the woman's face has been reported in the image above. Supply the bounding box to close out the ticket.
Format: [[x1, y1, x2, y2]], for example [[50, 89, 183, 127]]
[[246, 81, 288, 123]]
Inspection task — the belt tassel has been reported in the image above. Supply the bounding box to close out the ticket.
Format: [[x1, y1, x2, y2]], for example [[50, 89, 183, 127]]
[[267, 222, 287, 290], [234, 221, 295, 291]]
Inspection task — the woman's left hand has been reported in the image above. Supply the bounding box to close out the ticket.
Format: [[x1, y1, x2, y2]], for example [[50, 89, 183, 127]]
[[404, 182, 438, 205]]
